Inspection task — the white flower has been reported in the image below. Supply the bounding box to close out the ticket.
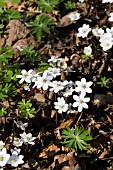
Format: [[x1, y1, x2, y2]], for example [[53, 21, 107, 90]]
[[106, 27, 113, 35], [13, 139, 23, 147], [99, 33, 113, 51], [67, 103, 74, 114], [49, 81, 64, 93], [24, 85, 30, 91], [0, 141, 5, 150], [84, 46, 92, 56], [7, 151, 24, 167], [75, 78, 93, 96], [48, 67, 61, 78], [109, 12, 113, 21], [54, 97, 68, 114], [33, 72, 52, 90], [92, 28, 104, 37], [100, 40, 113, 51], [11, 148, 21, 155], [31, 72, 41, 83], [20, 132, 36, 145], [102, 0, 113, 3], [63, 87, 74, 97], [62, 80, 74, 87], [77, 24, 91, 38], [68, 13, 80, 21], [0, 148, 10, 167], [16, 69, 33, 84], [48, 55, 62, 63], [14, 120, 28, 130], [99, 33, 112, 42], [73, 94, 90, 112]]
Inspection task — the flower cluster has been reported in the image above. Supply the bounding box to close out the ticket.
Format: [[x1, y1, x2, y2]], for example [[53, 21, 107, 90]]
[[16, 52, 93, 113], [68, 13, 80, 21], [0, 120, 36, 168], [92, 27, 113, 51]]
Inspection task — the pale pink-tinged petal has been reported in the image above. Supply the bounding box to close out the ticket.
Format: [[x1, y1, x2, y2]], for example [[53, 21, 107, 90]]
[[73, 102, 79, 108], [82, 103, 88, 109], [73, 95, 79, 101], [78, 105, 83, 112]]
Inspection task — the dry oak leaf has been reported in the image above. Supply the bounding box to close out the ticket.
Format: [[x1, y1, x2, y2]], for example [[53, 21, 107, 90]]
[[5, 20, 30, 46], [57, 11, 80, 27], [52, 152, 81, 170], [39, 144, 60, 159]]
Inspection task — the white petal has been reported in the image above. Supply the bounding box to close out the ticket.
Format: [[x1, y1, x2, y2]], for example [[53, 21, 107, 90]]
[[85, 87, 92, 93], [86, 81, 93, 87], [21, 70, 27, 75], [16, 75, 23, 78], [73, 102, 79, 108], [73, 95, 79, 101], [78, 105, 83, 112], [19, 78, 25, 84], [76, 81, 81, 86], [81, 78, 86, 84], [83, 97, 90, 102], [82, 103, 88, 109], [75, 87, 81, 92]]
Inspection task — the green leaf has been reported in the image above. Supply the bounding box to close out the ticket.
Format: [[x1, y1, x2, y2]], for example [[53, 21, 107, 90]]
[[29, 14, 54, 40], [0, 46, 14, 64], [37, 0, 59, 12], [61, 125, 92, 152]]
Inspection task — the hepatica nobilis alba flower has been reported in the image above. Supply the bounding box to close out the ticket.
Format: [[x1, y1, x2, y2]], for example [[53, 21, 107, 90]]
[[48, 55, 62, 63], [13, 139, 23, 147], [0, 148, 10, 167], [54, 97, 68, 114], [63, 87, 74, 97], [20, 132, 36, 145], [99, 33, 113, 51], [16, 69, 33, 84], [77, 24, 91, 38], [73, 94, 90, 112], [75, 78, 93, 96], [33, 71, 52, 90], [84, 46, 92, 56], [14, 120, 28, 130], [68, 13, 80, 21], [92, 28, 104, 37], [49, 81, 64, 93], [7, 151, 24, 167]]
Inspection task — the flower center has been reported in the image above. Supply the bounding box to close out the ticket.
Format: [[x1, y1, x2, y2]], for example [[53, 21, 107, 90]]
[[0, 156, 4, 161], [12, 159, 17, 163], [79, 100, 83, 104]]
